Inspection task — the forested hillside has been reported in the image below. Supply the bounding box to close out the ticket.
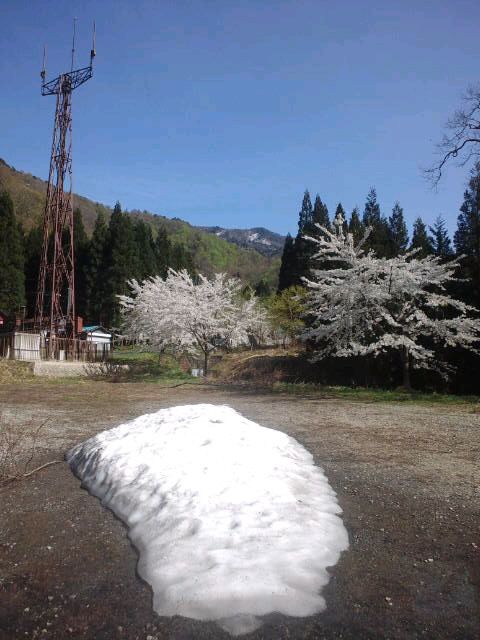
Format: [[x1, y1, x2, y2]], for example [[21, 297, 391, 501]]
[[0, 158, 280, 290]]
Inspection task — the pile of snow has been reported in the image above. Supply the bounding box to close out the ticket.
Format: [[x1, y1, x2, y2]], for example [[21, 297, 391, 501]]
[[67, 404, 348, 635]]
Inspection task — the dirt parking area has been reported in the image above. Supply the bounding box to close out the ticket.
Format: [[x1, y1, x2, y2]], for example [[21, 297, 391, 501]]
[[1, 381, 479, 639]]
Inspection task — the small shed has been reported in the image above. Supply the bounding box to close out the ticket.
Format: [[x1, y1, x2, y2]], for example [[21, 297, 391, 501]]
[[81, 326, 113, 349]]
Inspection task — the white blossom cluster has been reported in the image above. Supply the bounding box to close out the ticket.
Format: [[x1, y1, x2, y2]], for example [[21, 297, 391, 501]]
[[118, 269, 266, 370], [302, 212, 480, 378]]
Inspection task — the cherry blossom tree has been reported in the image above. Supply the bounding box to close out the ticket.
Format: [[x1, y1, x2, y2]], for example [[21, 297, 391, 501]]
[[119, 269, 266, 375], [302, 212, 480, 389]]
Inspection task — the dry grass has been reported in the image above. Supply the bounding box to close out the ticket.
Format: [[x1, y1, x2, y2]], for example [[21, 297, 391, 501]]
[[210, 346, 301, 381], [0, 360, 34, 384]]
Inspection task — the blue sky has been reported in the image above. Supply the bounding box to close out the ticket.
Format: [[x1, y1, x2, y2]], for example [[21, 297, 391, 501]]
[[1, 1, 479, 237]]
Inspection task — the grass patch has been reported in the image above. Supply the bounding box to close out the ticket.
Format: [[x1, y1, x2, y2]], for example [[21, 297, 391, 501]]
[[111, 347, 160, 363], [102, 348, 197, 384], [272, 382, 480, 406], [0, 361, 34, 384]]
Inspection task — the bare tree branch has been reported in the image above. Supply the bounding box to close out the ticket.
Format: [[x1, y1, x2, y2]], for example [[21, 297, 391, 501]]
[[425, 84, 480, 186]]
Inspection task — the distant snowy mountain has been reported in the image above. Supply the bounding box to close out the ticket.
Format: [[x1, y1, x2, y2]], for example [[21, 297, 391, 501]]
[[200, 226, 285, 257]]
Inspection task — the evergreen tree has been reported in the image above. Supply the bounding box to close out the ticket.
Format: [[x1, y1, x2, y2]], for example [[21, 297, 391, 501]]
[[134, 220, 157, 280], [73, 208, 89, 319], [23, 225, 43, 318], [84, 211, 109, 323], [254, 278, 271, 298], [104, 202, 139, 327], [454, 163, 480, 307], [348, 207, 365, 243], [410, 217, 433, 258], [277, 233, 297, 292], [297, 190, 313, 235], [362, 187, 381, 227], [0, 191, 25, 315], [312, 195, 330, 230], [388, 202, 409, 256], [155, 227, 172, 278], [170, 242, 195, 274], [334, 203, 348, 235], [362, 187, 390, 256], [295, 190, 319, 284], [429, 216, 453, 258], [307, 195, 331, 256]]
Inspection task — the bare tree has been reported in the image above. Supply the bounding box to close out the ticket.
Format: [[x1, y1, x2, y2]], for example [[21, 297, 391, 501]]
[[426, 84, 480, 186]]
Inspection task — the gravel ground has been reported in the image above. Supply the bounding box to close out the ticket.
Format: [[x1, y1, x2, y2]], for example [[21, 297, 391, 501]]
[[1, 381, 479, 639], [31, 362, 99, 377]]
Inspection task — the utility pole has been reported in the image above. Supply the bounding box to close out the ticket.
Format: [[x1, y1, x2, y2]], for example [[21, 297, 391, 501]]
[[34, 21, 95, 348]]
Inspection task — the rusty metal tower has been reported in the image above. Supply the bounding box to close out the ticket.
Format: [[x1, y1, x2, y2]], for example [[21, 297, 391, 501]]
[[34, 21, 95, 342]]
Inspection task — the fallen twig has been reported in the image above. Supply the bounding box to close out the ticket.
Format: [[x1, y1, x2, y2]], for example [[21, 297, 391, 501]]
[[0, 460, 63, 487]]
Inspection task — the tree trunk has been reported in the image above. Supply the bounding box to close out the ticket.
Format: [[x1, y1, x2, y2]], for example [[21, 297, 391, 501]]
[[203, 350, 208, 377], [364, 358, 370, 388], [401, 346, 412, 390]]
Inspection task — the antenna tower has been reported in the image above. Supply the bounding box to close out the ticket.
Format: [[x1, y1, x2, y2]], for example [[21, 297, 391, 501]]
[[34, 21, 96, 344]]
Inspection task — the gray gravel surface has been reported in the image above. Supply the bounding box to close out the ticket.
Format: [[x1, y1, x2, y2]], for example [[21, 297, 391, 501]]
[[1, 381, 479, 639]]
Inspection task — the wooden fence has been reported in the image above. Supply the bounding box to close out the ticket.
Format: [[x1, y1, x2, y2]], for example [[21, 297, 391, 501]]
[[0, 332, 111, 362]]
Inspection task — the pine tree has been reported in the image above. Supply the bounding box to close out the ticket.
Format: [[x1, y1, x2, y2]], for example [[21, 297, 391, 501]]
[[73, 208, 89, 319], [312, 195, 330, 230], [134, 220, 157, 280], [23, 225, 43, 318], [429, 216, 453, 258], [84, 211, 109, 323], [277, 233, 297, 291], [362, 188, 390, 257], [295, 190, 318, 284], [362, 187, 381, 227], [388, 202, 409, 256], [170, 243, 195, 274], [155, 227, 172, 278], [454, 163, 480, 307], [0, 191, 25, 315], [334, 203, 348, 235], [254, 278, 271, 298], [348, 207, 365, 243], [410, 217, 433, 258], [297, 190, 313, 235], [104, 202, 139, 327]]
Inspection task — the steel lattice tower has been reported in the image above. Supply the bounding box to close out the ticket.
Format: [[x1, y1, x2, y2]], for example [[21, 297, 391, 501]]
[[34, 22, 95, 341]]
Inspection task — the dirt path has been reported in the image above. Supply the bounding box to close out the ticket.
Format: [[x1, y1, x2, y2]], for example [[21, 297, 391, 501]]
[[1, 382, 479, 639]]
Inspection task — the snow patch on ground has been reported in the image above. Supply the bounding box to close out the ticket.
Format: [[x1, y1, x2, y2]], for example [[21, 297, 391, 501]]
[[67, 404, 348, 635]]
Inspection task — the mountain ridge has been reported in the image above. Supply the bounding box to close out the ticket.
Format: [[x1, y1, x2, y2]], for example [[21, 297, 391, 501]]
[[0, 157, 281, 287], [199, 226, 285, 257]]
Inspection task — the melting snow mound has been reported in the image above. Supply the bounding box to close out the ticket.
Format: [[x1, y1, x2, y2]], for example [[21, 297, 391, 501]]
[[67, 404, 348, 636]]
